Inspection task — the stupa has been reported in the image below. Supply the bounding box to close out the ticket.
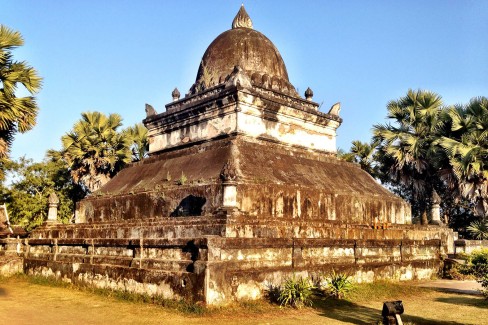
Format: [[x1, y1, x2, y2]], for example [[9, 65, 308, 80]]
[[17, 6, 454, 304]]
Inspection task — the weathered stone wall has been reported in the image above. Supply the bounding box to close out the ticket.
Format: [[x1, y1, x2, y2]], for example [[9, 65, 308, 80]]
[[454, 239, 488, 255], [14, 225, 449, 304], [147, 86, 239, 154], [145, 86, 340, 155], [235, 90, 339, 153], [203, 236, 445, 304], [15, 237, 206, 301], [46, 133, 453, 305], [34, 218, 226, 241], [223, 217, 450, 241], [0, 238, 23, 276], [77, 186, 222, 223], [10, 221, 454, 304], [235, 186, 409, 227]]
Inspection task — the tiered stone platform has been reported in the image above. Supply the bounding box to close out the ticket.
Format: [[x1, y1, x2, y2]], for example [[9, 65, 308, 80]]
[[12, 219, 452, 304]]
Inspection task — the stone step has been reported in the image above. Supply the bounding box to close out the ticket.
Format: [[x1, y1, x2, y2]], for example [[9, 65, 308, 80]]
[[25, 254, 195, 272]]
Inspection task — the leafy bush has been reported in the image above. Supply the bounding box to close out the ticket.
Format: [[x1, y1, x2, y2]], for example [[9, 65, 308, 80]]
[[449, 249, 488, 296], [276, 275, 315, 308], [444, 264, 473, 280], [468, 249, 488, 277], [478, 273, 488, 299], [443, 258, 475, 280], [444, 249, 488, 280], [323, 270, 354, 299], [469, 249, 488, 297], [469, 248, 488, 265]]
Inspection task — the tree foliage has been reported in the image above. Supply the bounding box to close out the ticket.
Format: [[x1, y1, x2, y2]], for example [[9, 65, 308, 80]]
[[1, 156, 86, 230], [340, 140, 379, 178], [123, 122, 149, 162], [3, 114, 149, 230], [438, 97, 488, 217], [467, 220, 488, 240], [60, 112, 132, 193], [342, 90, 487, 234], [372, 90, 447, 223], [0, 25, 42, 178]]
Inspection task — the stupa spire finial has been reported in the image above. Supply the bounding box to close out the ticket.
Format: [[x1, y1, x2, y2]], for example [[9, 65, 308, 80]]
[[232, 4, 253, 29]]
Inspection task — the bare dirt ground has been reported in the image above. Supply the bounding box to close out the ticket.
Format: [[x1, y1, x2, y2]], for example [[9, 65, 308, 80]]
[[1, 276, 487, 325]]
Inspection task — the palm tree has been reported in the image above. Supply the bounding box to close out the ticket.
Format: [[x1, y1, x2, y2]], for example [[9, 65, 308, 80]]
[[123, 123, 149, 162], [438, 97, 488, 217], [373, 89, 446, 224], [61, 112, 132, 193], [340, 140, 379, 178], [0, 25, 42, 177], [467, 220, 488, 240]]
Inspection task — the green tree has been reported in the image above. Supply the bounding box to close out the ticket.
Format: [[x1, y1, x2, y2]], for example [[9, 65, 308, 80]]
[[2, 156, 86, 230], [340, 140, 379, 178], [0, 25, 42, 177], [61, 112, 132, 193], [123, 122, 149, 162], [373, 89, 447, 224], [438, 96, 488, 217], [343, 91, 484, 233]]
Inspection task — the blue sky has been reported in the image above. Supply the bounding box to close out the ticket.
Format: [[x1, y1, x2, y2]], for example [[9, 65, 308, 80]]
[[3, 1, 487, 162]]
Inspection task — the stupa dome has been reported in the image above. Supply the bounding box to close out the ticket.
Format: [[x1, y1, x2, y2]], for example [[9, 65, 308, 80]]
[[190, 5, 296, 95]]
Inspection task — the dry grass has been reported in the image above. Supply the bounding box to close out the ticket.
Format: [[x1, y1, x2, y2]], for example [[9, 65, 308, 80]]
[[0, 275, 487, 325]]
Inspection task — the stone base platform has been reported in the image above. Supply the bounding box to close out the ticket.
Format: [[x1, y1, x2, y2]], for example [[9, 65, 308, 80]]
[[0, 219, 454, 305]]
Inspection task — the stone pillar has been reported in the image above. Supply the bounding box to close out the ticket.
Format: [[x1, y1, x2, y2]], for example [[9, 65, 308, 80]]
[[222, 181, 237, 207], [46, 192, 60, 224], [430, 190, 442, 225], [220, 159, 238, 210]]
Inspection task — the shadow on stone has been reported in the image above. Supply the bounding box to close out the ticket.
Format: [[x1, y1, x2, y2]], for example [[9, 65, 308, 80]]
[[170, 195, 206, 217], [183, 240, 199, 273]]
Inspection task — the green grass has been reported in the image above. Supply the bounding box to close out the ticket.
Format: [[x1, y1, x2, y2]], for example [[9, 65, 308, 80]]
[[346, 280, 428, 302]]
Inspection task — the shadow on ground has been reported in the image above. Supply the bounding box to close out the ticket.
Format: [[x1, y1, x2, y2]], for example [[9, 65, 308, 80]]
[[312, 297, 468, 325], [0, 287, 6, 296], [435, 295, 488, 309], [427, 287, 482, 296]]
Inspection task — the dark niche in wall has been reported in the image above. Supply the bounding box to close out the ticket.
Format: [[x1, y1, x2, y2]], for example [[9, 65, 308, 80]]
[[171, 195, 207, 217]]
